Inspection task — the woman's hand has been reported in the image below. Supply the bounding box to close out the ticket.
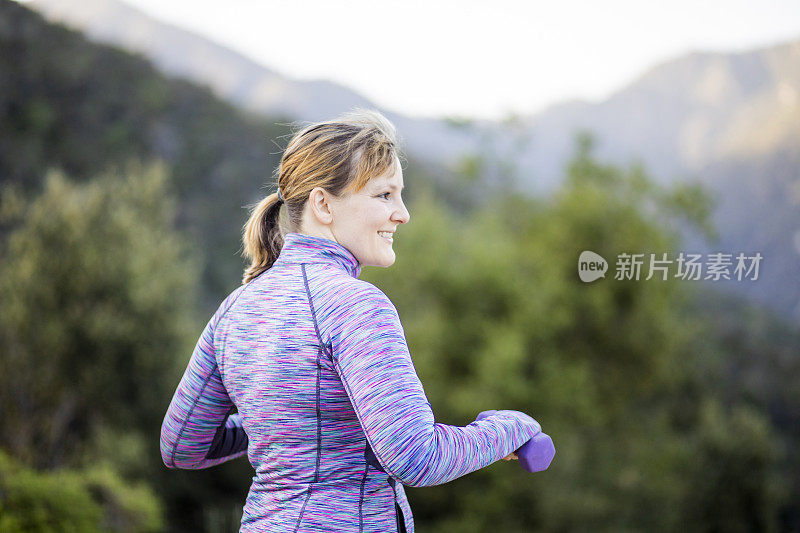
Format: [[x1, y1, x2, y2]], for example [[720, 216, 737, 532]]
[[472, 410, 520, 461]]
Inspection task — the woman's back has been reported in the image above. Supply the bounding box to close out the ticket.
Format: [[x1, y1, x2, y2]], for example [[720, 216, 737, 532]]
[[218, 233, 409, 531]]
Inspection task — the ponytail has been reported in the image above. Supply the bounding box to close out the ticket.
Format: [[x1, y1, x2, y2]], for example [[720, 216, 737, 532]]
[[241, 192, 283, 284]]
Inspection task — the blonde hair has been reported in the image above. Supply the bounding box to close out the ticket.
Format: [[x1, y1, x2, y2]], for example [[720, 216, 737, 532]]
[[241, 108, 401, 284]]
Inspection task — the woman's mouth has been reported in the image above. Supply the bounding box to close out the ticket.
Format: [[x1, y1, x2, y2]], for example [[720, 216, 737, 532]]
[[378, 231, 393, 243]]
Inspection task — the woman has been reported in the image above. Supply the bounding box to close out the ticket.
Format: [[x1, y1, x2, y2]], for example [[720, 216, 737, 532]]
[[160, 109, 550, 532]]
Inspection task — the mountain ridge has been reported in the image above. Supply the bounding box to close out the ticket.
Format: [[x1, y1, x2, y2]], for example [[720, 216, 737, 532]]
[[20, 0, 800, 319]]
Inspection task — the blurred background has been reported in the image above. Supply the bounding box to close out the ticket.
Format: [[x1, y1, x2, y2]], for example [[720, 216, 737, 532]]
[[1, 0, 799, 531]]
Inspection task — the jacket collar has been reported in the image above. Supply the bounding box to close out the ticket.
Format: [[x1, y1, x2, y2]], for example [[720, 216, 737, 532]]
[[274, 232, 361, 278]]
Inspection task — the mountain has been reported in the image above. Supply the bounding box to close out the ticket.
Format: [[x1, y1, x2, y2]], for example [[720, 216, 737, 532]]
[[27, 0, 481, 165], [516, 41, 800, 184], [19, 0, 800, 319], [26, 0, 800, 180]]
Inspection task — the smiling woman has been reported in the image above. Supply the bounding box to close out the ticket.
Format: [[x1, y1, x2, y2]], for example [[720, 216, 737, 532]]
[[303, 154, 409, 267], [159, 109, 550, 533], [239, 109, 408, 282]]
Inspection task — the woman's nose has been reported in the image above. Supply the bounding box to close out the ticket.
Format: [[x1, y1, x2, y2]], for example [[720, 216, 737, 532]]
[[393, 200, 410, 224]]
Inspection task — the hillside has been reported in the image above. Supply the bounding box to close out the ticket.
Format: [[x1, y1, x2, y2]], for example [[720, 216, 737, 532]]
[[0, 0, 288, 308], [0, 0, 479, 312], [27, 0, 800, 319]]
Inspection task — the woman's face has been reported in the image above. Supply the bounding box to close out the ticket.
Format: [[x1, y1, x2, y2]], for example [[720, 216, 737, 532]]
[[329, 157, 410, 267]]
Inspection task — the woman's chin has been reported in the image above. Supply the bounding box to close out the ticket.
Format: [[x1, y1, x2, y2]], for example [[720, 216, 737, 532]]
[[375, 252, 396, 268]]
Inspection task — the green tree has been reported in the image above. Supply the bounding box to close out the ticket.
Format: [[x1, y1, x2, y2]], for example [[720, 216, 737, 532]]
[[363, 136, 781, 532], [0, 450, 163, 532], [0, 162, 201, 469]]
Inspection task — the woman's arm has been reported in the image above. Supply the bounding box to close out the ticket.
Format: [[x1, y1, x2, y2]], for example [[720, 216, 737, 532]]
[[160, 290, 249, 469], [328, 282, 541, 488]]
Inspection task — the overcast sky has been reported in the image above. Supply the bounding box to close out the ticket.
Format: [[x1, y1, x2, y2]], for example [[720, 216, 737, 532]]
[[92, 1, 800, 119]]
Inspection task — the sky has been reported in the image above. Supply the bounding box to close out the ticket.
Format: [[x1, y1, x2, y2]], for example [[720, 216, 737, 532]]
[[60, 0, 800, 120]]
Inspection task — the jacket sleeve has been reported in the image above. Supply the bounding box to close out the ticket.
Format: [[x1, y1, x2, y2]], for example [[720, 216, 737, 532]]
[[160, 310, 249, 469], [329, 283, 541, 487]]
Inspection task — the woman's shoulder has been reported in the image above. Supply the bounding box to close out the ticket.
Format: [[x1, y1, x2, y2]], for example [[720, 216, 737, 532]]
[[319, 269, 391, 305], [321, 278, 404, 342], [308, 268, 399, 327], [212, 283, 251, 324]]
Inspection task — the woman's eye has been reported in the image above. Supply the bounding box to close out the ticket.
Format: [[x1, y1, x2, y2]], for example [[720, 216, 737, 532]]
[[379, 192, 391, 200]]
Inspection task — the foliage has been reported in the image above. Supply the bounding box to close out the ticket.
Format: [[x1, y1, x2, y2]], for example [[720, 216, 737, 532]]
[[0, 450, 163, 532], [0, 163, 201, 469], [363, 137, 785, 532]]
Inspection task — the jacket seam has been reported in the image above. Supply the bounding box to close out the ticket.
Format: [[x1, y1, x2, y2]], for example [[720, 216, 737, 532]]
[[389, 478, 401, 533], [169, 374, 214, 468], [301, 264, 324, 345], [314, 345, 323, 482], [211, 283, 251, 390], [293, 486, 313, 533], [395, 501, 401, 533], [169, 285, 251, 467], [298, 264, 326, 530], [333, 357, 404, 483], [358, 466, 368, 533], [302, 265, 325, 484]]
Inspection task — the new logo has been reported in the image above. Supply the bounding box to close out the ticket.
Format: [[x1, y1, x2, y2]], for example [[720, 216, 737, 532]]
[[578, 251, 608, 282]]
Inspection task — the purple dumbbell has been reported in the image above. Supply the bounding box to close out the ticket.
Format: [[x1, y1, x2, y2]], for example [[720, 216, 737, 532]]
[[515, 432, 555, 473], [475, 410, 555, 473]]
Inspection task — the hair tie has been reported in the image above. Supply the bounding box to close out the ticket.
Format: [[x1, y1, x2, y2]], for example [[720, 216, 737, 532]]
[[276, 188, 284, 204]]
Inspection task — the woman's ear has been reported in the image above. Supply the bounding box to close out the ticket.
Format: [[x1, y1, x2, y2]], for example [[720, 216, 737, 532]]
[[308, 187, 334, 225]]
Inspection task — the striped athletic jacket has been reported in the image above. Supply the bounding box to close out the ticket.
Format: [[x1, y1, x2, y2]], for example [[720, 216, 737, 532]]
[[160, 232, 541, 532]]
